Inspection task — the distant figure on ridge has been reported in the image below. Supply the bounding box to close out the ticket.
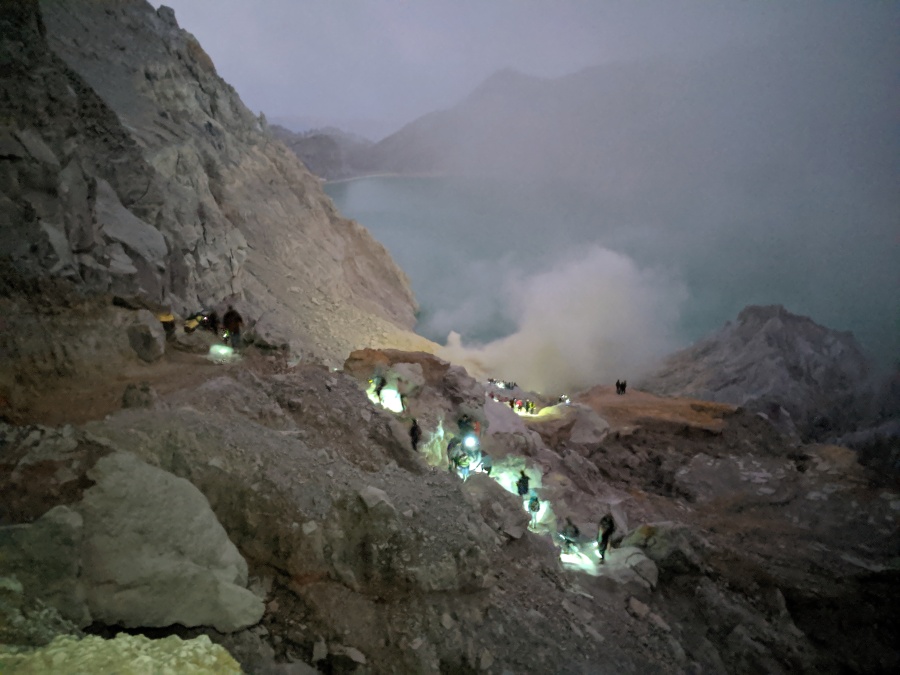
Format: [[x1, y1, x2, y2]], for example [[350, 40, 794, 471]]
[[222, 305, 243, 349], [615, 379, 622, 395], [621, 380, 627, 394]]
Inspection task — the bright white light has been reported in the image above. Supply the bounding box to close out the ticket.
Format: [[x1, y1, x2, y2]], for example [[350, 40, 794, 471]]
[[208, 344, 234, 363], [463, 435, 477, 449], [380, 388, 404, 413]]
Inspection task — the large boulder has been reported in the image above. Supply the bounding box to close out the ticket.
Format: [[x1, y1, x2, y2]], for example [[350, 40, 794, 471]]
[[126, 309, 166, 362], [620, 521, 708, 576], [77, 452, 264, 632]]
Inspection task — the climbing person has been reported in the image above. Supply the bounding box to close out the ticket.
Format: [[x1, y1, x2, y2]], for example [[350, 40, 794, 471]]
[[373, 375, 386, 401], [222, 305, 243, 349], [528, 495, 541, 527], [597, 513, 616, 563], [516, 470, 530, 498], [410, 418, 421, 451], [447, 437, 463, 472], [560, 517, 580, 553], [454, 451, 471, 481]]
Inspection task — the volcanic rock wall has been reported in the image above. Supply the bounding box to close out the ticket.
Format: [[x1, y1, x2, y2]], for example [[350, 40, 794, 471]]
[[1, 0, 421, 364]]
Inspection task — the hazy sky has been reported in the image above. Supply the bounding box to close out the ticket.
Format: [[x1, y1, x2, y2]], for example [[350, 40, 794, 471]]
[[153, 0, 881, 139]]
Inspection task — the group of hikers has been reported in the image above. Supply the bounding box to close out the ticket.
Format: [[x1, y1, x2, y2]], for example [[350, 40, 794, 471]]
[[395, 374, 624, 566], [182, 305, 244, 349], [560, 514, 616, 563], [615, 379, 627, 395], [488, 392, 537, 414], [516, 469, 617, 563]]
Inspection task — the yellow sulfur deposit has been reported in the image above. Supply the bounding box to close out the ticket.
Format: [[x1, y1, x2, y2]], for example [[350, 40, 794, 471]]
[[0, 633, 242, 674]]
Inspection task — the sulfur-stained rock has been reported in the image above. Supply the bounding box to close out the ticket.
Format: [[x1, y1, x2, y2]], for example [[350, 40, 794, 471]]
[[0, 633, 241, 674]]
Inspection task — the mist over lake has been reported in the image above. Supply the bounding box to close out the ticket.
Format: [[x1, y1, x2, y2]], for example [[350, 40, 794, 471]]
[[327, 175, 897, 375]]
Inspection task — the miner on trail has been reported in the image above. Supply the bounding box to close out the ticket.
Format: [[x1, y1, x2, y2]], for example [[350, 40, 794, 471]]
[[516, 470, 530, 498], [222, 305, 243, 349], [597, 513, 616, 563], [410, 418, 421, 451], [560, 517, 580, 553]]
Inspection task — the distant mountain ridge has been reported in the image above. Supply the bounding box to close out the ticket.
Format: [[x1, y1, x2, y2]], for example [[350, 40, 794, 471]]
[[270, 124, 373, 180], [640, 305, 873, 440]]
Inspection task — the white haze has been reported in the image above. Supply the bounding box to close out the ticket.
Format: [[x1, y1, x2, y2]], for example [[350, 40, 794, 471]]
[[439, 246, 686, 394]]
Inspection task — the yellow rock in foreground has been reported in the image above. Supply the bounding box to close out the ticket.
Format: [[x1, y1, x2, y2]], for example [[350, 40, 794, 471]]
[[0, 633, 241, 675]]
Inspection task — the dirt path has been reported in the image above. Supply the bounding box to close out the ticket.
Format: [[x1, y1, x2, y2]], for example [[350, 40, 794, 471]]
[[9, 347, 286, 427], [576, 385, 735, 432]]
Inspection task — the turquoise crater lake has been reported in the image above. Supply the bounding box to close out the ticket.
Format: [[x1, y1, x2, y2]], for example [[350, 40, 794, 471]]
[[326, 175, 897, 369]]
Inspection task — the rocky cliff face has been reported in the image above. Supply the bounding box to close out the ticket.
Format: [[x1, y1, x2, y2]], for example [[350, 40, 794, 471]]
[[639, 305, 872, 439], [1, 0, 419, 365]]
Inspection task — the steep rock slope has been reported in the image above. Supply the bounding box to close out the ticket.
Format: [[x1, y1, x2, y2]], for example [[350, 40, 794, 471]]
[[1, 0, 420, 365], [639, 305, 872, 439], [1, 344, 896, 673]]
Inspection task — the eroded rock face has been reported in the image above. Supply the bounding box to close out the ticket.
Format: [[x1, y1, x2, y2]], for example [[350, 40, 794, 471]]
[[640, 305, 872, 439]]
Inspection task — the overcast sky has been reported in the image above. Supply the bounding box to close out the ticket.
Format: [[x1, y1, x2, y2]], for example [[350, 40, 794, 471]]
[[154, 0, 893, 140]]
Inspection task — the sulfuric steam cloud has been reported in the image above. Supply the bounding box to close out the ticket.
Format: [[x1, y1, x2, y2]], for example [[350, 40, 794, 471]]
[[439, 245, 686, 394]]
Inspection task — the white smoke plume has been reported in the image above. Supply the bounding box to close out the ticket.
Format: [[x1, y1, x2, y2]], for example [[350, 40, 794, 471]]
[[439, 245, 687, 394]]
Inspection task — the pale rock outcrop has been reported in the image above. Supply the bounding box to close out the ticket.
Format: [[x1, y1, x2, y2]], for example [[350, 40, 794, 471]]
[[77, 452, 264, 632], [620, 522, 708, 576], [640, 305, 872, 438]]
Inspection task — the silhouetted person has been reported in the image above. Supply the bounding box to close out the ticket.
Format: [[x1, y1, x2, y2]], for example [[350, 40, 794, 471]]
[[560, 517, 580, 552], [209, 310, 221, 334], [374, 375, 386, 401], [410, 418, 421, 451], [597, 513, 616, 563], [621, 380, 627, 394], [615, 379, 622, 395], [516, 470, 530, 497], [222, 305, 243, 348]]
